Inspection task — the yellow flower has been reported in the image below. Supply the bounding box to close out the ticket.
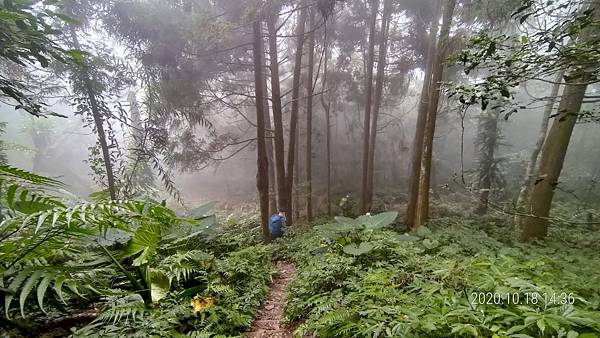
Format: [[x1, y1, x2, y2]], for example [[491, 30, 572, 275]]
[[191, 294, 214, 313]]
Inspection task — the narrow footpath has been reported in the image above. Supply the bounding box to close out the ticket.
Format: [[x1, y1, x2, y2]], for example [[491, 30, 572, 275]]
[[245, 261, 297, 338]]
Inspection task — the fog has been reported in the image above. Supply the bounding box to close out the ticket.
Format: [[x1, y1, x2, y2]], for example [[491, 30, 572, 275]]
[[3, 74, 598, 210]]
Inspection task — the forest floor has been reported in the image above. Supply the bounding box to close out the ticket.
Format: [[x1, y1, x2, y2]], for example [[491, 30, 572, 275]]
[[245, 261, 297, 338]]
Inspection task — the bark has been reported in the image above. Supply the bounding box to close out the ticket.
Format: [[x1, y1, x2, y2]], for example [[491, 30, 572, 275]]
[[359, 0, 380, 213], [305, 8, 316, 221], [514, 70, 564, 227], [69, 27, 116, 200], [414, 0, 455, 227], [285, 2, 308, 225], [263, 52, 277, 215], [475, 107, 500, 215], [320, 16, 335, 217], [366, 0, 392, 211], [520, 0, 600, 241], [252, 21, 271, 243], [267, 12, 288, 214], [294, 123, 300, 221], [404, 0, 441, 229], [520, 77, 589, 240]]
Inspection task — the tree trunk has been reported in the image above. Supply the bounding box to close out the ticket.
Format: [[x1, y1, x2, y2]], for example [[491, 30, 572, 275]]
[[404, 0, 441, 229], [320, 15, 335, 217], [366, 0, 392, 211], [267, 11, 288, 214], [305, 8, 316, 221], [263, 52, 277, 215], [294, 123, 300, 221], [514, 70, 564, 227], [414, 0, 455, 227], [285, 2, 308, 225], [359, 0, 380, 214], [520, 77, 589, 240], [475, 107, 500, 215], [69, 27, 116, 200], [252, 21, 271, 243], [520, 0, 599, 240]]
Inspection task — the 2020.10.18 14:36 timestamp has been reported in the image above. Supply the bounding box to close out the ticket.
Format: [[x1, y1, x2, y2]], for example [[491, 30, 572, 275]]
[[470, 292, 575, 306]]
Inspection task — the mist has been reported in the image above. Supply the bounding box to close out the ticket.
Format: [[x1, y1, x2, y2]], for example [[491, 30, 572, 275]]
[[1, 0, 599, 336]]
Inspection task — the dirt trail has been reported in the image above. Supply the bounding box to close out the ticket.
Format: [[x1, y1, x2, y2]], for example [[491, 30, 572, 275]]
[[245, 261, 297, 338]]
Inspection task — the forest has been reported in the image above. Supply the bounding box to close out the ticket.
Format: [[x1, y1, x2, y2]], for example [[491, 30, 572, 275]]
[[0, 0, 599, 337]]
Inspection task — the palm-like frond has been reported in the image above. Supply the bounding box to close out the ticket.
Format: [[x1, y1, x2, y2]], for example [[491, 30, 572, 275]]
[[1, 166, 220, 321], [0, 168, 189, 317], [0, 164, 65, 217]]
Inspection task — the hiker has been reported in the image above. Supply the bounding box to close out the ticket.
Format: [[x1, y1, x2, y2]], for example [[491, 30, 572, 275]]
[[269, 208, 287, 238]]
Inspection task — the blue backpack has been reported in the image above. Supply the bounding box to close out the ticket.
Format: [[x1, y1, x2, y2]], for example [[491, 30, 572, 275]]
[[269, 214, 285, 237]]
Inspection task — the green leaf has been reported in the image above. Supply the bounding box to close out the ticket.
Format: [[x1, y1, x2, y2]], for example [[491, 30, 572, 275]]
[[4, 271, 28, 319], [394, 233, 420, 242], [423, 238, 440, 250], [149, 269, 170, 303], [35, 210, 52, 233], [99, 245, 144, 293], [506, 325, 527, 335], [361, 212, 398, 229], [13, 200, 54, 214], [125, 222, 162, 266], [334, 216, 358, 229], [536, 319, 545, 334], [6, 184, 17, 207], [36, 273, 54, 314], [19, 270, 42, 317], [53, 275, 67, 305], [343, 242, 374, 256], [415, 226, 432, 237]]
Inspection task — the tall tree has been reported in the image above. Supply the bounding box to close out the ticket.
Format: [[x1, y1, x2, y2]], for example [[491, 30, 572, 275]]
[[263, 54, 277, 214], [320, 14, 335, 217], [285, 1, 308, 225], [404, 0, 441, 230], [305, 8, 316, 221], [67, 26, 117, 200], [252, 20, 270, 243], [521, 0, 600, 240], [359, 0, 380, 213], [514, 70, 564, 227], [474, 105, 502, 214], [366, 0, 393, 211], [414, 0, 456, 227], [267, 9, 288, 214]]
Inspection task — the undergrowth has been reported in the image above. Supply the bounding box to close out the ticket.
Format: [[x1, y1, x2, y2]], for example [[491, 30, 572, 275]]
[[0, 165, 274, 337], [277, 213, 600, 338]]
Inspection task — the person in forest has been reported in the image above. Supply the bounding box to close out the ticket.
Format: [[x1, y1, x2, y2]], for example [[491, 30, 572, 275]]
[[269, 208, 287, 238]]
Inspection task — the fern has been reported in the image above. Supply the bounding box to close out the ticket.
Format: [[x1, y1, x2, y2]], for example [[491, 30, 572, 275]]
[[0, 168, 190, 317], [157, 250, 213, 284], [96, 295, 149, 323]]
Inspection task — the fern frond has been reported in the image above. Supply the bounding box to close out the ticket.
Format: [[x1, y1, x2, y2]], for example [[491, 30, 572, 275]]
[[158, 250, 212, 284], [3, 265, 104, 318], [96, 295, 148, 323], [0, 165, 63, 187]]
